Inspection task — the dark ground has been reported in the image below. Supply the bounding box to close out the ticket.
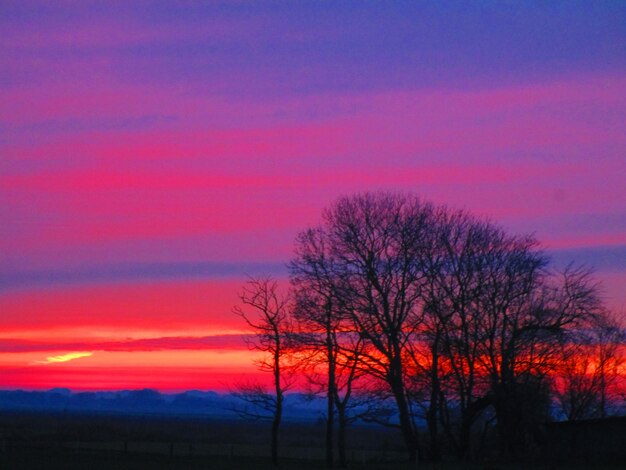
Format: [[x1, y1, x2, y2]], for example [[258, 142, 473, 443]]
[[2, 449, 625, 470], [0, 411, 624, 469]]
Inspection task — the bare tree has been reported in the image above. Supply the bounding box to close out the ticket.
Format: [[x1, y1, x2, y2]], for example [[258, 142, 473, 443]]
[[233, 277, 292, 466], [476, 259, 602, 457], [290, 227, 340, 467], [332, 338, 367, 468], [556, 312, 625, 420], [417, 211, 607, 459], [290, 226, 368, 468], [295, 331, 368, 468], [298, 192, 435, 462], [419, 211, 501, 460]]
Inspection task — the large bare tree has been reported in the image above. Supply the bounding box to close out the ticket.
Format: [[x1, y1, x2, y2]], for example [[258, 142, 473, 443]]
[[292, 192, 436, 462]]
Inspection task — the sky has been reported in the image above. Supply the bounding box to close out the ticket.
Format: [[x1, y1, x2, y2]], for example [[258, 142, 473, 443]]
[[1, 1, 625, 391]]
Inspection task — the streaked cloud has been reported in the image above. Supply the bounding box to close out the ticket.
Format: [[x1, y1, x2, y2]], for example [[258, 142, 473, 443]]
[[34, 351, 93, 365], [548, 245, 626, 272], [0, 261, 286, 291], [2, 335, 250, 354]]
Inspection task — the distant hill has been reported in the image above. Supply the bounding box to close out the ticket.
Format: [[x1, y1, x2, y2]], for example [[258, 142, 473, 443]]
[[0, 389, 326, 422]]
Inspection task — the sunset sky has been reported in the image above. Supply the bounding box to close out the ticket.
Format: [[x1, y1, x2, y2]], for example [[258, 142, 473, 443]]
[[1, 1, 625, 391]]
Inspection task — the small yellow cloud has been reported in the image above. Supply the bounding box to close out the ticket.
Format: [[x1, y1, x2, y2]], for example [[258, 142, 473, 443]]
[[34, 351, 94, 365]]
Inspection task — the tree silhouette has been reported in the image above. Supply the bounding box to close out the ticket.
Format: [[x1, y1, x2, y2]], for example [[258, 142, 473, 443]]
[[291, 226, 370, 468], [556, 312, 625, 420], [236, 191, 618, 464], [233, 277, 292, 466], [291, 193, 436, 462]]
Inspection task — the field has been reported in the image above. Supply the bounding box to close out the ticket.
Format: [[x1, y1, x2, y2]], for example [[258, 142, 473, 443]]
[[1, 411, 624, 470], [0, 410, 403, 469], [3, 448, 626, 470]]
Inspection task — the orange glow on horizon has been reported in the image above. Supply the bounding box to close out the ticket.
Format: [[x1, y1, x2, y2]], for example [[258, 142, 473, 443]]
[[0, 349, 266, 392]]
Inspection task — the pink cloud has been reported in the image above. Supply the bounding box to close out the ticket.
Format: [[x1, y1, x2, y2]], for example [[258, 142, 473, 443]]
[[0, 279, 248, 330], [0, 334, 250, 353]]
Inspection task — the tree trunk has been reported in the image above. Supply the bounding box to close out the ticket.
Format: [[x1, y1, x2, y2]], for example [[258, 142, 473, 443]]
[[427, 396, 440, 461], [326, 330, 335, 468], [389, 363, 419, 462], [458, 415, 471, 460], [271, 410, 280, 466], [272, 391, 282, 466], [326, 396, 334, 468], [494, 383, 521, 460], [337, 404, 348, 468], [427, 333, 441, 461], [272, 346, 283, 467]]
